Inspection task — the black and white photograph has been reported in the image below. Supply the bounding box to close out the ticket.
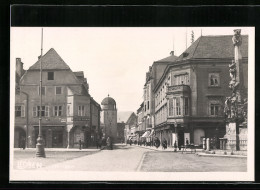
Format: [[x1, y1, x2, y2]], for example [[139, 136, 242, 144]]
[[9, 26, 254, 181]]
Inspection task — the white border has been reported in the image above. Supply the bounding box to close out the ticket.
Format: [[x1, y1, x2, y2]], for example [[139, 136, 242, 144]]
[[9, 27, 255, 182]]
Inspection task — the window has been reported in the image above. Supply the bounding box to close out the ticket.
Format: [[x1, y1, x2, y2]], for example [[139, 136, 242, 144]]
[[54, 106, 62, 116], [38, 86, 46, 95], [67, 105, 71, 116], [78, 105, 85, 116], [209, 73, 220, 87], [176, 97, 181, 116], [168, 98, 174, 116], [56, 87, 62, 95], [15, 105, 25, 117], [48, 72, 54, 80], [175, 74, 189, 85], [184, 97, 189, 115], [210, 104, 220, 116], [147, 101, 149, 110], [33, 106, 49, 117]]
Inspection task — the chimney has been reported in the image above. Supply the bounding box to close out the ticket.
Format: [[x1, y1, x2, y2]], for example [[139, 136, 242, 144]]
[[170, 51, 174, 56], [16, 58, 24, 77], [38, 55, 42, 60]]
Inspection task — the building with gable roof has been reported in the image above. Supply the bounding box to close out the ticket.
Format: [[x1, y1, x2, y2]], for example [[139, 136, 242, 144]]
[[14, 48, 101, 148], [153, 35, 248, 148]]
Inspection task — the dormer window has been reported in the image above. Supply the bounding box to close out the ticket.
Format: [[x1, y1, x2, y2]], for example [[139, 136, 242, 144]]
[[48, 72, 54, 80]]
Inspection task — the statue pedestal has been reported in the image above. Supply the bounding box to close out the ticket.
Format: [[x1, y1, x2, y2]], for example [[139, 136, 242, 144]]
[[224, 122, 239, 151], [224, 122, 248, 151]]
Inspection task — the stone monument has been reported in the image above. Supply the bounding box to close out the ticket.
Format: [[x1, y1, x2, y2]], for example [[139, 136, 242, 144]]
[[224, 29, 247, 151]]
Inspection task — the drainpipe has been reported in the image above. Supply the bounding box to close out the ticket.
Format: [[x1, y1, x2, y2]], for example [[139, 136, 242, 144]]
[[20, 90, 29, 148]]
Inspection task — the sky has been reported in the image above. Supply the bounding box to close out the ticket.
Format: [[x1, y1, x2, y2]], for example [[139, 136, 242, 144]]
[[11, 27, 251, 112]]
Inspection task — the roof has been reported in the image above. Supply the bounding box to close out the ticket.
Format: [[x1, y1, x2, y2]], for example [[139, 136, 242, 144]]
[[126, 112, 137, 125], [101, 96, 116, 105], [29, 48, 70, 70], [155, 54, 178, 62], [176, 35, 248, 61], [68, 86, 89, 96], [117, 111, 133, 123], [73, 71, 84, 77]]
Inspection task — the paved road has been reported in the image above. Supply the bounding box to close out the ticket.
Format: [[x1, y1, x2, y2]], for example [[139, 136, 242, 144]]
[[41, 144, 153, 171], [39, 145, 247, 172]]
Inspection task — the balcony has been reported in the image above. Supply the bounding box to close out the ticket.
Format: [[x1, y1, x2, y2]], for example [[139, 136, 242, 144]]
[[167, 85, 191, 95]]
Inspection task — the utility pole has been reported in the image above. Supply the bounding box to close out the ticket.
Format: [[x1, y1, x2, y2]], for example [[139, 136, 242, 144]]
[[36, 28, 46, 157]]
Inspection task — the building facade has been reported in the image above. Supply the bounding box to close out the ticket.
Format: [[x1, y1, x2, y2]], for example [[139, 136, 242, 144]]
[[124, 112, 137, 143], [14, 48, 101, 148], [153, 35, 248, 148]]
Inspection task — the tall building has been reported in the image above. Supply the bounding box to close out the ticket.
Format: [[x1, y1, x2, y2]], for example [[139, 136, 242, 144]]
[[153, 35, 248, 148], [14, 48, 101, 148], [100, 95, 118, 142]]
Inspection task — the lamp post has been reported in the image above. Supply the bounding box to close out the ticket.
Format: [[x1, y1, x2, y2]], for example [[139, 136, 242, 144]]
[[36, 28, 46, 157]]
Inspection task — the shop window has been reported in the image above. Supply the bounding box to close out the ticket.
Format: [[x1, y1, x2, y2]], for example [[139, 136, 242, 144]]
[[48, 72, 54, 80], [209, 73, 220, 87], [54, 105, 62, 116], [15, 105, 25, 117]]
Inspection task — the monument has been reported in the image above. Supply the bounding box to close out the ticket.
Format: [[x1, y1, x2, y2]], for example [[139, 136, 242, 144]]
[[223, 29, 248, 151]]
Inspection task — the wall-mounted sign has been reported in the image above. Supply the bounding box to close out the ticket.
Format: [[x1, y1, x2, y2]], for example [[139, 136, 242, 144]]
[[72, 117, 90, 121]]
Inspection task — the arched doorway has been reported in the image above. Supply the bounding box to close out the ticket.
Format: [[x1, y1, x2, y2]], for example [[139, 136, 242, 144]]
[[14, 127, 26, 148]]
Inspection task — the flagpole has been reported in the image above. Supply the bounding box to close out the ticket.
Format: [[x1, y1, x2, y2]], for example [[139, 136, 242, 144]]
[[36, 28, 46, 157]]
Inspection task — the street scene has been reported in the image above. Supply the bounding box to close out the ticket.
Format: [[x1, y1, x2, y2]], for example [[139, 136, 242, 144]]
[[13, 144, 246, 172], [10, 27, 252, 181]]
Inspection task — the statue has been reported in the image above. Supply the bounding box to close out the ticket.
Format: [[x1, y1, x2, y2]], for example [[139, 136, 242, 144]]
[[224, 97, 231, 118], [232, 29, 242, 46]]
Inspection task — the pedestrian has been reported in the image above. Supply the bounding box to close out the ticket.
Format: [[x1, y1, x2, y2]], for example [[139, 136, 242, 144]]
[[174, 141, 177, 152], [163, 138, 167, 149], [129, 139, 132, 146], [21, 137, 26, 150], [185, 138, 189, 150], [106, 137, 112, 150], [79, 139, 82, 150], [98, 138, 102, 149], [96, 138, 99, 149]]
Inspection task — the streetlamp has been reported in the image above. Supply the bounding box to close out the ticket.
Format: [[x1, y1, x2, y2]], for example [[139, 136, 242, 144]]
[[36, 28, 46, 157]]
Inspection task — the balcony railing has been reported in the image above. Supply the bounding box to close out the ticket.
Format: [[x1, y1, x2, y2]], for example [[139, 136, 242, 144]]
[[167, 85, 191, 94]]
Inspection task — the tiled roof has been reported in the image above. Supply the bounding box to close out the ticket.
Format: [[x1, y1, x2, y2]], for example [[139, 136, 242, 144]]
[[155, 54, 178, 62], [176, 35, 248, 61], [29, 48, 70, 70]]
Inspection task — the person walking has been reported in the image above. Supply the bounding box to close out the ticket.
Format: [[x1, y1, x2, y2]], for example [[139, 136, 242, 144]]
[[129, 139, 132, 146], [163, 138, 167, 150], [79, 139, 82, 150]]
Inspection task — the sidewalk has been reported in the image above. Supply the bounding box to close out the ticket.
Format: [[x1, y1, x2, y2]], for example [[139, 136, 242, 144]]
[[133, 144, 247, 158], [132, 144, 203, 153]]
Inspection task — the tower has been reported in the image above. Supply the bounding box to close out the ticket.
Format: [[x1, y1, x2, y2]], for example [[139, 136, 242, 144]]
[[101, 95, 117, 141]]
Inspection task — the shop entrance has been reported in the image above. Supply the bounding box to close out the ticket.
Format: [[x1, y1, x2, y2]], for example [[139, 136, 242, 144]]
[[178, 130, 184, 147], [14, 127, 26, 148], [52, 131, 63, 148]]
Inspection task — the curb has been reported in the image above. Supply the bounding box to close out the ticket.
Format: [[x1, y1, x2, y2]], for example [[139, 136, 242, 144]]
[[196, 153, 247, 158]]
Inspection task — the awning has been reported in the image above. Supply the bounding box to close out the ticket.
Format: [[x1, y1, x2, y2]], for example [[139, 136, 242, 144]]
[[148, 130, 155, 137], [141, 131, 150, 138]]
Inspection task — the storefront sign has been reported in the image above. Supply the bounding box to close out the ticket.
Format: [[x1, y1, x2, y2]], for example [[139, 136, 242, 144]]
[[72, 117, 90, 121]]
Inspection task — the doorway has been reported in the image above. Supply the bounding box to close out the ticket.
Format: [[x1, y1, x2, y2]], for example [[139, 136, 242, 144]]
[[178, 130, 184, 147], [52, 131, 63, 148]]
